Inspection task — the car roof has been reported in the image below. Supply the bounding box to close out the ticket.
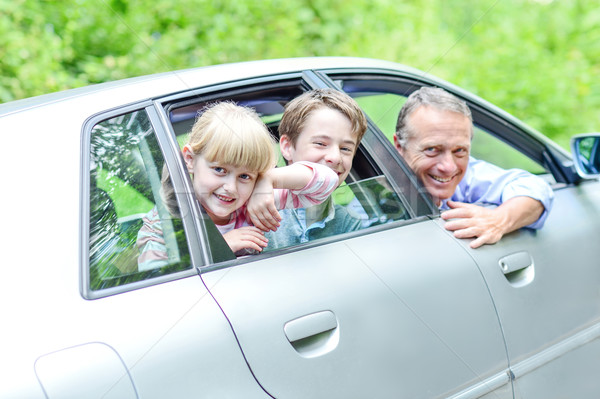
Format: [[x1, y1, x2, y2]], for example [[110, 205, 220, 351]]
[[1, 55, 566, 158], [0, 57, 426, 118]]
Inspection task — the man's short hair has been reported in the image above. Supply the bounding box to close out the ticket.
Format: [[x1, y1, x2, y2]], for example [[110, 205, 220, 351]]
[[279, 88, 368, 146], [395, 87, 472, 147]]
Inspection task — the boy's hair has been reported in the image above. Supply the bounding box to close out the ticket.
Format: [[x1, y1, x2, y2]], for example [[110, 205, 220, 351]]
[[188, 101, 276, 174], [278, 88, 368, 146]]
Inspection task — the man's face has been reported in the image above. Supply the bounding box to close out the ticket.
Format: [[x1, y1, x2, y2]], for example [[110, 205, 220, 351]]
[[395, 106, 471, 205], [280, 107, 357, 187]]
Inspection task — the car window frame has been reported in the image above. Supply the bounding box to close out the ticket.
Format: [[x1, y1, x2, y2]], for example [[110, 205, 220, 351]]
[[81, 71, 446, 296], [81, 101, 204, 300], [153, 72, 437, 273], [319, 69, 577, 184]]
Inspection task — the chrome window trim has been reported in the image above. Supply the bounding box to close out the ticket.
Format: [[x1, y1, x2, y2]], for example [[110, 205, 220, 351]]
[[447, 370, 511, 399], [510, 321, 600, 379], [80, 101, 198, 300]]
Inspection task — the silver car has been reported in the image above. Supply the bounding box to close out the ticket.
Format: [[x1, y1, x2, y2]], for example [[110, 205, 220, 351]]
[[1, 57, 599, 399]]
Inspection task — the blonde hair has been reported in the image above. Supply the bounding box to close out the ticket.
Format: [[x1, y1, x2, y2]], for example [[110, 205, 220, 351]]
[[187, 102, 276, 173]]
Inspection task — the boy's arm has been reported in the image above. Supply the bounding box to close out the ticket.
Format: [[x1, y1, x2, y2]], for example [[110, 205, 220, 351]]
[[246, 162, 338, 231]]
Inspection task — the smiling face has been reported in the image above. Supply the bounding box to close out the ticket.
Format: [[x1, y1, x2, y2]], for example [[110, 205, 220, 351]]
[[183, 146, 258, 225], [395, 106, 471, 205], [279, 107, 356, 186]]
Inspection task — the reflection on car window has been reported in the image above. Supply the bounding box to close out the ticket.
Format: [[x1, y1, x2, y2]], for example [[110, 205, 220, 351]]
[[470, 126, 546, 174], [89, 110, 191, 291], [351, 91, 546, 175], [334, 176, 408, 227], [354, 93, 407, 143], [262, 173, 410, 253]]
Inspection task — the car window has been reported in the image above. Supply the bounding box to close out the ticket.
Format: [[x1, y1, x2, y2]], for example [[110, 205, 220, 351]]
[[88, 109, 192, 291], [332, 175, 408, 227], [352, 91, 546, 175], [161, 84, 413, 259]]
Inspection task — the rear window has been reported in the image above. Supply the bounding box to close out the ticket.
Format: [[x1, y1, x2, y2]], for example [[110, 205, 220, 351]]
[[88, 109, 192, 292]]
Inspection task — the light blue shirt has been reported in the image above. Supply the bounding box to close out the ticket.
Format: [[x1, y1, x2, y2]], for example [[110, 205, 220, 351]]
[[264, 198, 362, 251], [441, 157, 554, 229]]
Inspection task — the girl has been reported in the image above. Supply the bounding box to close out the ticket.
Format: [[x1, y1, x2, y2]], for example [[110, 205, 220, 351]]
[[138, 102, 338, 268]]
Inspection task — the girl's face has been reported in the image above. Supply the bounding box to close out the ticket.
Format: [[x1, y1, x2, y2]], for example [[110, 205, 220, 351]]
[[183, 146, 258, 225]]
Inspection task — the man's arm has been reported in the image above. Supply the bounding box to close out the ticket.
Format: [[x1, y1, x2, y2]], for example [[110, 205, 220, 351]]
[[441, 196, 544, 249], [441, 157, 554, 248]]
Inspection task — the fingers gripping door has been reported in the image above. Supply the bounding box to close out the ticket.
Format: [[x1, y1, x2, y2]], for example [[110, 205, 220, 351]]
[[201, 220, 511, 399]]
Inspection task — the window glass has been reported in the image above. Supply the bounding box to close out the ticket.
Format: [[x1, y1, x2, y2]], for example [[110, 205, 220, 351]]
[[352, 92, 545, 175], [165, 86, 412, 255], [354, 93, 407, 143], [470, 126, 545, 174], [89, 110, 191, 291], [261, 172, 409, 253], [334, 175, 409, 226]]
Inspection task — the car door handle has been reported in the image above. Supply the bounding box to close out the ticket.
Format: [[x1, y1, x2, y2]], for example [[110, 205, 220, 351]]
[[284, 310, 337, 342], [499, 251, 535, 287], [284, 310, 339, 358]]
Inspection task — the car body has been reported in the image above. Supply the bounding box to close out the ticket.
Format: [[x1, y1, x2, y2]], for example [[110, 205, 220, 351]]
[[1, 57, 599, 399]]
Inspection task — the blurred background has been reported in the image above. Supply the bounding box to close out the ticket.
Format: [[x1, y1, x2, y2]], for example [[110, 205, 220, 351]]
[[1, 0, 599, 148]]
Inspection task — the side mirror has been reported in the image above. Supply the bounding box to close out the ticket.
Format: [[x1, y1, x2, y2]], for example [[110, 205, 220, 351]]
[[570, 133, 600, 179]]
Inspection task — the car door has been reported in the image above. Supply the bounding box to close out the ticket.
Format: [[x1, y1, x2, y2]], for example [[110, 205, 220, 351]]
[[462, 183, 600, 399], [160, 74, 513, 398], [332, 69, 600, 398], [81, 103, 270, 398], [450, 112, 600, 398]]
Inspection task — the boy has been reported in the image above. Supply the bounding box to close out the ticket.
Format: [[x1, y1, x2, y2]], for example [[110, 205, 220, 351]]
[[247, 88, 368, 250]]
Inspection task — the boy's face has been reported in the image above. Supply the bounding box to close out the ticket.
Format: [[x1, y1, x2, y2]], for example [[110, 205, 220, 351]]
[[280, 107, 357, 186]]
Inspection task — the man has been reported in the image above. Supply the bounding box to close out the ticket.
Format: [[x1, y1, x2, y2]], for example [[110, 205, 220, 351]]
[[394, 87, 554, 248]]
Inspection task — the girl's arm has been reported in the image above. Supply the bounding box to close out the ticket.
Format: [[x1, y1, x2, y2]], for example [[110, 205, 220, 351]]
[[222, 226, 269, 254]]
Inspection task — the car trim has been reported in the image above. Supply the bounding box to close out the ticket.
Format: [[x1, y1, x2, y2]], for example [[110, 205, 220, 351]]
[[510, 321, 600, 379], [156, 72, 306, 105], [80, 101, 199, 300], [446, 370, 511, 399], [196, 216, 433, 275], [146, 103, 214, 267]]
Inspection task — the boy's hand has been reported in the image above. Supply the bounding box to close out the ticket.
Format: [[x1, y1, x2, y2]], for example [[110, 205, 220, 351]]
[[246, 176, 282, 232], [223, 226, 268, 253]]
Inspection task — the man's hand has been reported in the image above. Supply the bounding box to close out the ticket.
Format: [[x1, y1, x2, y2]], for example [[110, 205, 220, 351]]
[[223, 226, 269, 253], [246, 176, 281, 232], [442, 196, 544, 249], [441, 201, 507, 248]]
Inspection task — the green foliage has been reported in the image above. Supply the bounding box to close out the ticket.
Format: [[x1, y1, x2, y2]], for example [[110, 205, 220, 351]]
[[2, 0, 600, 148]]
